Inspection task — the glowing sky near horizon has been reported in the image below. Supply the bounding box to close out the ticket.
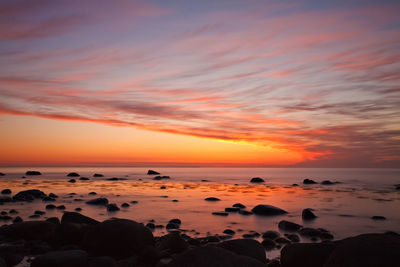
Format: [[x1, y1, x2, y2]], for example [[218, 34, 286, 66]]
[[0, 0, 400, 167]]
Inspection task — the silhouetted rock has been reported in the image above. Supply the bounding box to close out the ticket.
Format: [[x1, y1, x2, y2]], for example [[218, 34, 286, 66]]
[[167, 246, 266, 267], [106, 204, 120, 212], [147, 170, 160, 175], [45, 204, 56, 209], [83, 219, 154, 260], [223, 229, 235, 235], [67, 172, 80, 177], [34, 210, 45, 215], [46, 217, 60, 224], [217, 238, 267, 264], [106, 177, 127, 181], [156, 232, 188, 254], [1, 189, 11, 194], [261, 238, 276, 250], [302, 208, 317, 220], [299, 228, 321, 238], [0, 196, 12, 203], [153, 176, 170, 180], [121, 203, 130, 207], [285, 233, 300, 242], [238, 210, 253, 215], [169, 219, 181, 226], [252, 205, 287, 216], [42, 196, 55, 202], [12, 216, 23, 223], [250, 177, 265, 183], [79, 177, 90, 180], [371, 216, 386, 220], [262, 231, 280, 240], [13, 189, 46, 201], [278, 220, 302, 231], [0, 173, 4, 176], [321, 180, 334, 185], [89, 192, 97, 195], [0, 215, 12, 221], [233, 203, 246, 208], [31, 250, 88, 267], [93, 173, 104, 177], [205, 197, 220, 201], [86, 198, 108, 205], [62, 212, 99, 225], [225, 207, 240, 212], [325, 233, 400, 267], [0, 221, 57, 241], [166, 223, 179, 230], [49, 193, 58, 198], [160, 186, 166, 189], [281, 242, 335, 267], [303, 179, 317, 184], [212, 212, 228, 216], [26, 171, 41, 175], [68, 179, 76, 183]]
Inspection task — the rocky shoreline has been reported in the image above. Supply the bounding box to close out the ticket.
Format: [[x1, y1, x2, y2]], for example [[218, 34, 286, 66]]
[[0, 187, 399, 267]]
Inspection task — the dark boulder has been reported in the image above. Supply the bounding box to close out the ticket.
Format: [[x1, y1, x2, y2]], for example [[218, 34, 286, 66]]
[[56, 205, 66, 210], [262, 230, 280, 240], [324, 233, 400, 267], [0, 173, 4, 176], [285, 233, 300, 242], [371, 216, 386, 220], [238, 210, 253, 215], [250, 177, 265, 183], [12, 216, 23, 223], [0, 244, 24, 266], [205, 197, 220, 201], [212, 212, 228, 216], [0, 221, 56, 241], [82, 219, 155, 260], [167, 246, 266, 267], [45, 204, 56, 209], [225, 207, 240, 212], [67, 172, 80, 177], [13, 189, 46, 201], [61, 212, 99, 225], [147, 170, 160, 175], [93, 173, 104, 177], [321, 180, 334, 185], [223, 229, 235, 235], [217, 239, 267, 264], [31, 250, 88, 267], [233, 203, 246, 209], [302, 208, 317, 220], [106, 204, 120, 212], [68, 179, 76, 183], [53, 222, 89, 246], [121, 203, 130, 208], [281, 242, 335, 267], [156, 232, 188, 254], [26, 171, 41, 175], [1, 189, 11, 195], [153, 176, 170, 180], [46, 217, 60, 224], [299, 228, 321, 238], [79, 177, 90, 181], [261, 238, 276, 251], [168, 219, 181, 226], [252, 205, 287, 216], [278, 220, 302, 231], [86, 198, 108, 205], [303, 179, 317, 184]]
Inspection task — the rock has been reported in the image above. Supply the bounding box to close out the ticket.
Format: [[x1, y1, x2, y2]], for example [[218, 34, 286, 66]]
[[278, 220, 302, 231], [205, 197, 220, 201], [285, 233, 300, 242], [0, 196, 12, 203], [147, 170, 160, 175], [121, 203, 130, 207], [281, 242, 335, 267], [325, 233, 400, 267], [238, 210, 253, 215], [232, 203, 246, 209], [1, 189, 11, 194], [275, 237, 291, 244], [261, 238, 276, 250], [146, 223, 155, 230], [106, 203, 120, 211], [166, 223, 179, 230], [75, 207, 82, 212], [250, 177, 265, 183], [252, 205, 287, 216], [35, 210, 45, 215], [131, 200, 138, 204], [26, 171, 41, 175], [156, 232, 188, 253], [56, 205, 66, 210], [321, 180, 334, 185], [217, 238, 267, 264], [160, 186, 166, 189], [303, 179, 317, 184], [9, 209, 17, 214], [302, 208, 317, 220], [172, 199, 179, 202], [82, 219, 155, 260], [86, 198, 108, 205], [267, 259, 280, 267], [53, 222, 89, 246], [89, 192, 97, 195], [13, 216, 23, 223], [167, 246, 266, 267], [106, 177, 127, 181], [0, 215, 12, 220], [93, 173, 104, 177], [371, 216, 386, 220], [225, 207, 240, 212], [61, 212, 99, 225], [263, 231, 280, 239], [153, 176, 170, 180], [169, 219, 181, 225], [0, 244, 24, 266], [45, 204, 56, 209], [67, 172, 80, 177], [13, 189, 46, 201], [212, 212, 228, 216], [49, 193, 58, 198], [0, 173, 4, 176], [46, 217, 60, 224], [79, 177, 90, 180], [42, 196, 56, 202], [299, 228, 321, 237], [31, 250, 88, 267], [68, 179, 76, 183], [223, 229, 235, 235], [88, 256, 118, 267], [0, 221, 57, 240]]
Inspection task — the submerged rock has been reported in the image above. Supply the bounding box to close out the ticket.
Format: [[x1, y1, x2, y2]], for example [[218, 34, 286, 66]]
[[67, 172, 80, 177], [252, 205, 287, 216], [223, 229, 235, 235], [225, 207, 240, 212], [86, 198, 108, 206], [68, 179, 76, 183], [278, 220, 302, 232], [371, 216, 386, 220], [82, 219, 154, 260], [303, 179, 317, 184], [153, 176, 170, 180], [238, 210, 253, 215], [250, 177, 265, 183], [79, 177, 90, 181], [93, 173, 104, 177], [205, 197, 220, 202], [13, 189, 46, 201], [232, 203, 246, 209], [1, 189, 11, 194], [147, 170, 160, 175], [321, 180, 334, 185], [302, 208, 317, 220], [106, 177, 127, 181], [212, 212, 228, 216], [61, 212, 99, 225], [25, 171, 41, 175]]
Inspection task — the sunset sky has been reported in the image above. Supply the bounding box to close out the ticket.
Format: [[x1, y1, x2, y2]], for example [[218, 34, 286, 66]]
[[1, 0, 399, 167]]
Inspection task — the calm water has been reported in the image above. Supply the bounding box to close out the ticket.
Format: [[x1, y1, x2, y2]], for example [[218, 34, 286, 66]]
[[1, 167, 399, 259]]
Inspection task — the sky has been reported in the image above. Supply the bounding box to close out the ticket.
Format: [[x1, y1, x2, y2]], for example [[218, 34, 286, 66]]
[[0, 0, 399, 167]]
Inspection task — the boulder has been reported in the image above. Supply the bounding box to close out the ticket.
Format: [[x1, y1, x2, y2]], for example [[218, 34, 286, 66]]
[[303, 179, 317, 184], [302, 209, 317, 220], [324, 233, 400, 267], [299, 228, 321, 238], [0, 244, 24, 266], [31, 250, 88, 267], [53, 222, 89, 246], [86, 198, 108, 205], [0, 221, 56, 241], [278, 220, 302, 231], [68, 179, 76, 183], [156, 232, 188, 253], [321, 180, 334, 185], [281, 242, 334, 267], [261, 238, 276, 251], [225, 207, 240, 212], [153, 176, 170, 180], [252, 205, 287, 216], [147, 170, 160, 175], [217, 239, 267, 264], [67, 172, 80, 177], [26, 171, 41, 175], [1, 189, 11, 194], [93, 173, 104, 177], [82, 219, 155, 260], [61, 212, 99, 225], [262, 231, 280, 240], [250, 177, 265, 183], [205, 197, 220, 201], [88, 256, 118, 267], [233, 203, 246, 209], [106, 204, 120, 212], [13, 189, 46, 201], [223, 229, 235, 235], [80, 177, 90, 181]]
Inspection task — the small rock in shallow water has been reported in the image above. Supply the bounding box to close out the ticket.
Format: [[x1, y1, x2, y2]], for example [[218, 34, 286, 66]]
[[34, 210, 45, 215], [233, 203, 246, 208], [278, 220, 302, 231], [79, 177, 90, 181], [212, 212, 228, 216], [75, 208, 82, 212], [147, 170, 160, 175], [205, 197, 220, 201], [31, 249, 88, 267], [302, 208, 317, 220], [153, 175, 170, 180], [68, 179, 76, 183], [250, 177, 265, 183], [86, 198, 108, 205], [303, 178, 317, 184], [93, 173, 104, 177], [121, 203, 130, 207], [239, 210, 253, 215], [252, 204, 287, 216], [261, 238, 276, 250], [25, 171, 41, 175], [299, 227, 321, 237], [321, 180, 334, 185], [223, 229, 235, 235], [13, 216, 23, 223], [263, 231, 280, 240], [1, 189, 11, 194], [371, 215, 386, 220], [56, 205, 66, 210], [45, 204, 56, 209], [67, 172, 80, 177], [106, 203, 119, 212]]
